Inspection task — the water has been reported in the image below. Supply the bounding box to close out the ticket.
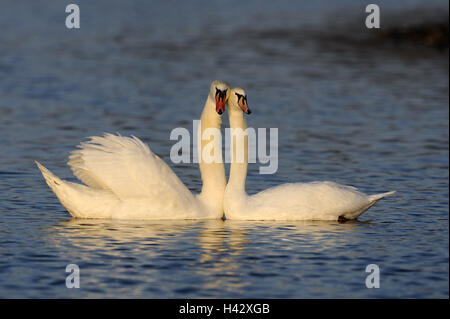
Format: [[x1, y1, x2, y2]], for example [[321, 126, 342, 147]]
[[0, 0, 448, 298]]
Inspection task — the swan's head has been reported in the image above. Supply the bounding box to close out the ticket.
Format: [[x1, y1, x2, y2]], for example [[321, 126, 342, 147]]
[[228, 88, 251, 115], [210, 80, 230, 115]]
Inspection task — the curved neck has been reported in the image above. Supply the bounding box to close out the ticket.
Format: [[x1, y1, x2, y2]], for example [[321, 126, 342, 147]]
[[226, 111, 248, 194], [197, 95, 226, 212]]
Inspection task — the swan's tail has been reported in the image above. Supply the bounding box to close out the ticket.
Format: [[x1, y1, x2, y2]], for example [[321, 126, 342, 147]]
[[368, 191, 396, 203], [35, 161, 117, 219], [35, 161, 75, 215], [35, 161, 64, 191]]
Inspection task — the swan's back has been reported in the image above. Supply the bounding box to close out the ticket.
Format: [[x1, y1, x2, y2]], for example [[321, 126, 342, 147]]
[[241, 181, 381, 220]]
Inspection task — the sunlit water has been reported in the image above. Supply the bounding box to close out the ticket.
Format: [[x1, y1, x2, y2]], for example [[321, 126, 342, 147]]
[[0, 0, 448, 298]]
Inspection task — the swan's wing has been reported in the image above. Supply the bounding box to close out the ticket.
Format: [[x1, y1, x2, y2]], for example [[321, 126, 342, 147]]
[[67, 134, 195, 203], [314, 181, 358, 192]]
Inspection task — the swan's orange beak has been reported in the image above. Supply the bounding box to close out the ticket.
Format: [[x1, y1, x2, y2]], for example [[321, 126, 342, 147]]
[[239, 96, 251, 115], [215, 90, 227, 115]]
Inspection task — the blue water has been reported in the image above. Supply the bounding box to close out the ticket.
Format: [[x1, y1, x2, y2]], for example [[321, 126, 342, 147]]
[[0, 0, 448, 298]]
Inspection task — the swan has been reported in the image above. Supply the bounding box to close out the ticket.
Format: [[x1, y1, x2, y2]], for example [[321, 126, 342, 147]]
[[36, 80, 230, 219], [223, 88, 395, 221]]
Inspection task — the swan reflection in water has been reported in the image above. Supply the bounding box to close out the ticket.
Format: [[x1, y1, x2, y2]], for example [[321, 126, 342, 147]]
[[48, 218, 369, 297]]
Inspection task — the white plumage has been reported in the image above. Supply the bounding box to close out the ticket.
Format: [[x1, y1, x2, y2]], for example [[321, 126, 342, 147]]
[[223, 88, 395, 221], [36, 80, 230, 219]]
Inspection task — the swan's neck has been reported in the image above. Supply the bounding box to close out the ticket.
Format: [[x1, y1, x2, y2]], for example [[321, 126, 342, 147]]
[[197, 95, 226, 213], [226, 111, 248, 194]]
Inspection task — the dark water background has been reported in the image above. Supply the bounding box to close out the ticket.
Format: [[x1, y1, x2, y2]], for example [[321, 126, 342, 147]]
[[0, 0, 448, 298]]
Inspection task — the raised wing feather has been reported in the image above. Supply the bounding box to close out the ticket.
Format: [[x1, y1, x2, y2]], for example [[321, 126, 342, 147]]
[[67, 134, 195, 205]]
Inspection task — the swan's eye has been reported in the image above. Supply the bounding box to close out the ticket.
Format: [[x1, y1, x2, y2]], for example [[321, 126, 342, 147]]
[[216, 88, 227, 99]]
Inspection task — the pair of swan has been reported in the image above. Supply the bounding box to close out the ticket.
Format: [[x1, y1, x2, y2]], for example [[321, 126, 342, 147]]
[[36, 80, 395, 221]]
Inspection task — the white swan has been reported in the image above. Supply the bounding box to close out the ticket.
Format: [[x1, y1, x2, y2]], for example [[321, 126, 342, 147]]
[[223, 88, 395, 221], [36, 80, 230, 219]]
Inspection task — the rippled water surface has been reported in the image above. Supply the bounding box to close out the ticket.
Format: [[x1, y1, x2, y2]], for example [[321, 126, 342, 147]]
[[0, 0, 448, 298]]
